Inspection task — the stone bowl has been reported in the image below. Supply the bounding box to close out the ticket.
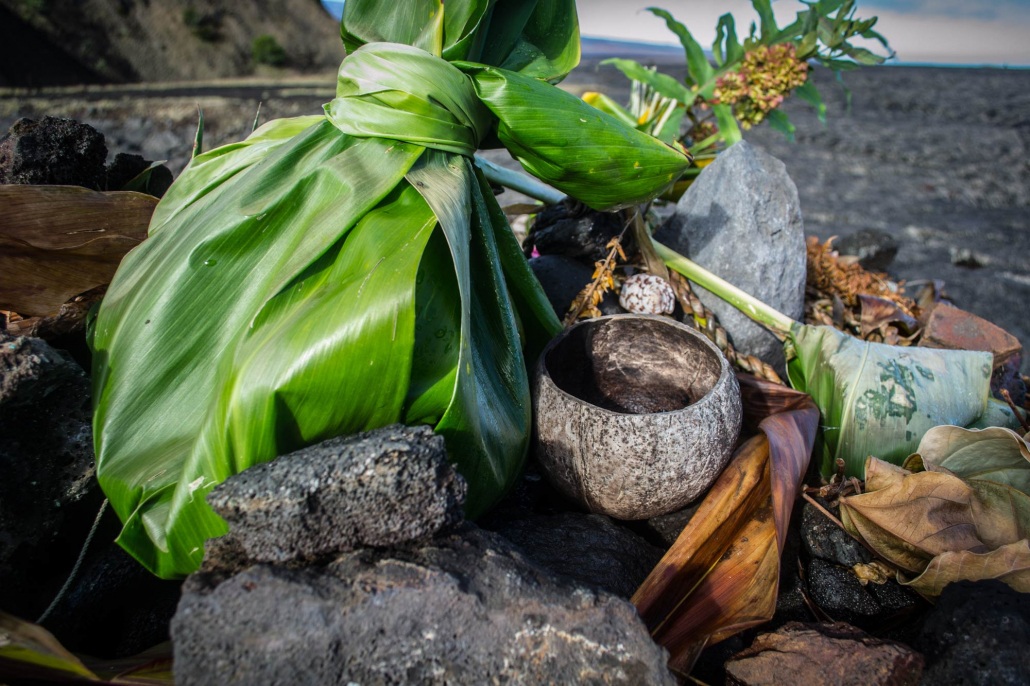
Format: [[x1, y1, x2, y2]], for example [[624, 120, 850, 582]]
[[532, 314, 741, 520]]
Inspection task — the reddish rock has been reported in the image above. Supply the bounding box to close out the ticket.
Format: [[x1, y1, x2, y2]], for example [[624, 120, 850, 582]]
[[725, 622, 923, 686], [920, 302, 1022, 368]]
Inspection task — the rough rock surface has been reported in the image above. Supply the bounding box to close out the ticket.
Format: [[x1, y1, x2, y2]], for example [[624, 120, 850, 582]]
[[725, 622, 923, 686], [173, 524, 676, 686], [205, 424, 467, 568], [801, 501, 873, 568], [806, 559, 921, 629], [0, 116, 107, 188], [800, 502, 923, 629], [0, 333, 99, 618], [529, 200, 628, 263], [531, 254, 594, 319], [484, 511, 664, 598], [656, 141, 806, 369], [914, 580, 1030, 686]]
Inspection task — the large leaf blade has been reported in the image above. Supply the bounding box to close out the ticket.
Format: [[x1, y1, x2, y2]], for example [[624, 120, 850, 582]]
[[93, 121, 425, 577], [406, 151, 537, 516]]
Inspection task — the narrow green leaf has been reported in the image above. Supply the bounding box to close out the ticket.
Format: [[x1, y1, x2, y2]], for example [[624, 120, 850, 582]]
[[842, 45, 887, 66], [581, 90, 640, 128], [655, 105, 686, 145], [796, 29, 818, 59], [600, 57, 696, 104], [861, 27, 893, 53], [712, 102, 743, 146], [191, 107, 203, 159], [750, 0, 778, 40], [118, 160, 171, 195], [713, 13, 744, 66], [646, 7, 713, 87], [795, 80, 827, 122], [764, 109, 796, 141]]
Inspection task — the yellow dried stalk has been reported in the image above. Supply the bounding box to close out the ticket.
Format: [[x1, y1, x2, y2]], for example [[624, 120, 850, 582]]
[[563, 236, 627, 326]]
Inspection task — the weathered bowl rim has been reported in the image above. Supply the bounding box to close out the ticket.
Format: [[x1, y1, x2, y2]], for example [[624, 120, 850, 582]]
[[535, 313, 735, 418]]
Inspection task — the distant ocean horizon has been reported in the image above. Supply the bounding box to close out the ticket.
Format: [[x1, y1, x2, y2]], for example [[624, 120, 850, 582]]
[[319, 2, 1027, 70]]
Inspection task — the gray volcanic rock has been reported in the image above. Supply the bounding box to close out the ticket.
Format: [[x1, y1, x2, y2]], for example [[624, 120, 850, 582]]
[[485, 511, 664, 598], [0, 116, 107, 188], [915, 580, 1030, 686], [656, 141, 805, 369], [205, 424, 466, 568], [0, 333, 99, 618], [173, 524, 676, 686]]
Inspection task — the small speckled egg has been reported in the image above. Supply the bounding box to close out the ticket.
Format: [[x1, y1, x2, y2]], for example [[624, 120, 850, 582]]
[[619, 273, 676, 315]]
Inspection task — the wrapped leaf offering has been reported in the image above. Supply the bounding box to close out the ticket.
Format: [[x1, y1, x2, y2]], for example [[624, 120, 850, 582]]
[[92, 0, 691, 578], [654, 239, 1000, 478]]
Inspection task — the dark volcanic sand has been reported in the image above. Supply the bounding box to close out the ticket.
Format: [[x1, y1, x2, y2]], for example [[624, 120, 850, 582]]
[[2, 57, 1028, 369]]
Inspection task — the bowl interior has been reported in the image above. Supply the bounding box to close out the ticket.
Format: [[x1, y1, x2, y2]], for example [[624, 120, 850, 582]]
[[545, 317, 723, 414]]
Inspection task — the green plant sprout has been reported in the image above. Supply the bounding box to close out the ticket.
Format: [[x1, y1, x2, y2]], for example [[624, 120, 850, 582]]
[[586, 0, 893, 158]]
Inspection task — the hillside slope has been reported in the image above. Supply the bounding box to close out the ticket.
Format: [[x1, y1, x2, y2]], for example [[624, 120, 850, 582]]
[[1, 0, 344, 86]]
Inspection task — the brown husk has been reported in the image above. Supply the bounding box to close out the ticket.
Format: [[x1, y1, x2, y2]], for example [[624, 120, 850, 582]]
[[632, 375, 819, 674]]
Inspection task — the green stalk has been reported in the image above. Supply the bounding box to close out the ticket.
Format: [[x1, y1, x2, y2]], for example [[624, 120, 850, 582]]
[[473, 155, 566, 205], [653, 238, 796, 336]]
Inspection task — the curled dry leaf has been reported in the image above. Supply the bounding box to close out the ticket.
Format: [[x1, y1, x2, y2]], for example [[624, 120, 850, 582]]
[[0, 610, 173, 684], [840, 456, 1030, 596], [632, 375, 819, 674], [914, 424, 1030, 496], [0, 185, 155, 317]]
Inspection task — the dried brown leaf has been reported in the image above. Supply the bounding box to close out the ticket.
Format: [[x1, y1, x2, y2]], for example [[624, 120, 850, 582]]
[[0, 185, 155, 317], [633, 378, 819, 673], [903, 540, 1030, 596], [0, 610, 173, 684], [840, 456, 1030, 595]]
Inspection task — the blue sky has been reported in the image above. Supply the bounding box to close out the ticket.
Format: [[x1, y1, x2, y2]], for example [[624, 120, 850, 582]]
[[321, 1, 1030, 66]]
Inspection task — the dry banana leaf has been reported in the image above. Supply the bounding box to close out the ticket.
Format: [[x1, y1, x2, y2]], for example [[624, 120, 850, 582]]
[[912, 424, 1030, 495], [0, 611, 172, 684], [0, 185, 154, 317], [632, 377, 819, 675], [840, 456, 1030, 596]]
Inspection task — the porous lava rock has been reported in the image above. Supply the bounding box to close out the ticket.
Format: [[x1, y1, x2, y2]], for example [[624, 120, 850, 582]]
[[173, 525, 676, 685]]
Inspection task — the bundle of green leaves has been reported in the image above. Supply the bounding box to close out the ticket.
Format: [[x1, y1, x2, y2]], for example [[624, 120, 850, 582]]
[[91, 0, 692, 578]]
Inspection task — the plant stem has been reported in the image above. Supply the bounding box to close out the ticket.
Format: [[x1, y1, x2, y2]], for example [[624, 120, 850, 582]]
[[473, 155, 566, 205], [652, 238, 796, 336]]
